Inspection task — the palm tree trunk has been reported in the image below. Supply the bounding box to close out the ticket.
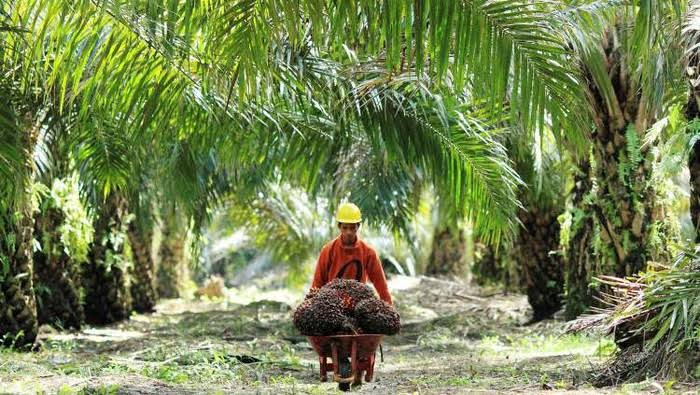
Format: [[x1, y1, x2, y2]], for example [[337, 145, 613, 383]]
[[591, 134, 654, 276], [685, 51, 700, 242], [0, 207, 39, 347], [82, 193, 132, 325], [425, 226, 467, 277], [128, 221, 156, 312], [471, 242, 501, 285], [0, 129, 38, 347], [157, 212, 188, 298], [564, 162, 595, 320], [33, 206, 84, 329], [689, 141, 700, 242], [585, 30, 664, 278], [517, 204, 564, 321]]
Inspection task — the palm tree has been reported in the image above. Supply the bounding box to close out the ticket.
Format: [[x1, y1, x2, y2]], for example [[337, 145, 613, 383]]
[[0, 18, 45, 343], [32, 177, 91, 329], [24, 107, 92, 329], [509, 132, 568, 321], [566, 5, 700, 382], [0, 0, 218, 337], [555, 1, 685, 317], [81, 191, 133, 324], [0, 88, 40, 346], [579, 31, 668, 276]]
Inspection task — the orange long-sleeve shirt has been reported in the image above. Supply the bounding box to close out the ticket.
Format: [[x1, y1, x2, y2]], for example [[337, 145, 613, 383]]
[[311, 236, 392, 304]]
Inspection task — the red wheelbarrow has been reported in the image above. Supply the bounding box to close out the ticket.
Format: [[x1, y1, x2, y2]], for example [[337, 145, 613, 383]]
[[307, 334, 383, 391]]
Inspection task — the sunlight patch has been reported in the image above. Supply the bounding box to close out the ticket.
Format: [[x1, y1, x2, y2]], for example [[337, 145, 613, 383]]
[[387, 275, 421, 291], [48, 328, 145, 343]]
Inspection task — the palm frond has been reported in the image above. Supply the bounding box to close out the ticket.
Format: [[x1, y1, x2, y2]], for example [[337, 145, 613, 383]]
[[0, 93, 24, 208], [569, 247, 700, 380], [509, 126, 568, 209], [1, 0, 585, 248], [74, 125, 132, 200], [346, 69, 522, 243], [556, 0, 685, 132], [87, 1, 591, 143], [331, 143, 425, 235], [222, 182, 332, 276]]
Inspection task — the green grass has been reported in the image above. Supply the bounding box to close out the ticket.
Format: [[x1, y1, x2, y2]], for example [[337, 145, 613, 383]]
[[56, 384, 121, 395], [0, 328, 613, 394], [446, 375, 478, 386], [0, 332, 311, 391], [477, 333, 617, 357], [1, 292, 683, 394], [415, 327, 469, 351]]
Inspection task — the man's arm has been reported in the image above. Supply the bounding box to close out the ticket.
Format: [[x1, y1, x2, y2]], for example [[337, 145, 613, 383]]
[[311, 245, 330, 289], [366, 250, 392, 304]]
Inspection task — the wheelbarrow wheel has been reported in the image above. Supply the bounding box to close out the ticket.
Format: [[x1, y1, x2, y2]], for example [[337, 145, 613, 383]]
[[338, 359, 351, 392]]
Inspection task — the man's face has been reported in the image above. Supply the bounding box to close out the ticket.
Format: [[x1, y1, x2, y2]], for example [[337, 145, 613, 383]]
[[338, 222, 359, 244]]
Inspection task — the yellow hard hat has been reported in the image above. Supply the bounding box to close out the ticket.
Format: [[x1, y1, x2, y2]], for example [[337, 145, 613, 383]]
[[336, 202, 362, 223]]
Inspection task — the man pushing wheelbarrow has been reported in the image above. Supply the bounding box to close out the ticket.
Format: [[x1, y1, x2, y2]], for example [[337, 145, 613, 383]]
[[293, 203, 400, 391]]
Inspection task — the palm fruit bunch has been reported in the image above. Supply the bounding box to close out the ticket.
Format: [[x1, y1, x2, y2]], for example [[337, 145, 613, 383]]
[[355, 298, 401, 335], [304, 287, 320, 300], [293, 287, 351, 335], [293, 279, 401, 336], [325, 278, 377, 312]]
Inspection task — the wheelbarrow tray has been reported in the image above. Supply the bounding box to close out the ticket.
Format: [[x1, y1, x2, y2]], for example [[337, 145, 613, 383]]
[[307, 334, 383, 384]]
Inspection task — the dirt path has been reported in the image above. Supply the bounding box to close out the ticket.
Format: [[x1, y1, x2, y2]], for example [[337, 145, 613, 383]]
[[0, 276, 693, 394]]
